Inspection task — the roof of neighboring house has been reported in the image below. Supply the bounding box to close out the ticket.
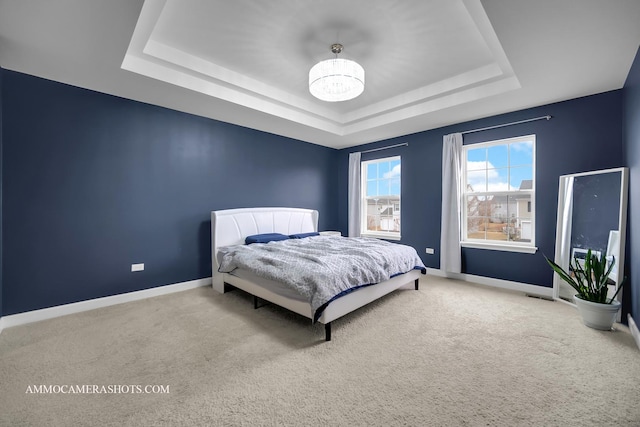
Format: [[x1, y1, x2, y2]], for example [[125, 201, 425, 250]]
[[519, 180, 533, 190], [380, 207, 394, 216]]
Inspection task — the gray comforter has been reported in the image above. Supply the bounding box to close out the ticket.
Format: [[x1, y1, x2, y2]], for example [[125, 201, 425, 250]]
[[217, 236, 425, 320]]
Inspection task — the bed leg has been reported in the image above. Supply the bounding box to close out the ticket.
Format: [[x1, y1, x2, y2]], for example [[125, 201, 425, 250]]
[[415, 278, 419, 290], [325, 323, 332, 342], [253, 295, 259, 310]]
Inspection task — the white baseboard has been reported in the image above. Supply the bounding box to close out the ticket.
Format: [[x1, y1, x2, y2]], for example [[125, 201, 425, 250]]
[[628, 315, 640, 351], [0, 277, 212, 331], [426, 268, 554, 299]]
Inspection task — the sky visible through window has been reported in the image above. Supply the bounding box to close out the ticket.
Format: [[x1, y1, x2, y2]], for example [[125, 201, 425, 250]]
[[466, 140, 533, 192], [366, 158, 401, 197]]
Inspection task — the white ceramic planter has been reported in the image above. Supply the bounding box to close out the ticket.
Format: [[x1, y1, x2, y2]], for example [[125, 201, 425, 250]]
[[573, 295, 621, 330]]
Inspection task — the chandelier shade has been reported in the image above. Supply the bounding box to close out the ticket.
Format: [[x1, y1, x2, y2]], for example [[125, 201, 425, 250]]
[[309, 44, 365, 102]]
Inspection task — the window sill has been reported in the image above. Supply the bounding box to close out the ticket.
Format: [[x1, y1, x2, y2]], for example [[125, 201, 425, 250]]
[[361, 232, 401, 241], [461, 241, 538, 254]]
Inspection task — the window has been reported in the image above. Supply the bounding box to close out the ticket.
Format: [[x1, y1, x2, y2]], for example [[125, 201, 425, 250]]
[[361, 156, 401, 240], [462, 135, 536, 252]]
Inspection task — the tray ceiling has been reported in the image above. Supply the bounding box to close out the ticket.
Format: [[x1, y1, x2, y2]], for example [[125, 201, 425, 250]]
[[2, 0, 640, 148]]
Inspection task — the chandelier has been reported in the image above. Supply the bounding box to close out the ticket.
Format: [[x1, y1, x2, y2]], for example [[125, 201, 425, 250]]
[[309, 43, 365, 102]]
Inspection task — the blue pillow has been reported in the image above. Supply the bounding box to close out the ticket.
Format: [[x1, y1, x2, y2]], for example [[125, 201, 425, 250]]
[[245, 233, 290, 245], [289, 232, 320, 239]]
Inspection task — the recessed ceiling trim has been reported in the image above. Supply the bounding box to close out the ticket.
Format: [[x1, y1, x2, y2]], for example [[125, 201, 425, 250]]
[[342, 63, 508, 123], [123, 42, 520, 138], [343, 76, 522, 134], [122, 52, 347, 135], [138, 37, 516, 130], [143, 39, 343, 122], [122, 0, 522, 138], [462, 0, 516, 79]]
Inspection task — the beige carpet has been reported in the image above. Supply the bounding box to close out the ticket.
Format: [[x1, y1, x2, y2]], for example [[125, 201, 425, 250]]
[[1, 276, 639, 427]]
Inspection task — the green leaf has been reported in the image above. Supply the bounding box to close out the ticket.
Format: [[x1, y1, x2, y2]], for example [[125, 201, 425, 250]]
[[544, 250, 620, 303], [544, 254, 581, 295]]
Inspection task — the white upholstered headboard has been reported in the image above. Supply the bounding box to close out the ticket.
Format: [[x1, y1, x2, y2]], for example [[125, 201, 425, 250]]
[[210, 207, 319, 292]]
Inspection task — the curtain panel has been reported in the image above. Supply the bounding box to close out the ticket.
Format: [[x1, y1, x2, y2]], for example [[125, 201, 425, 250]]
[[440, 133, 463, 273], [348, 152, 361, 237]]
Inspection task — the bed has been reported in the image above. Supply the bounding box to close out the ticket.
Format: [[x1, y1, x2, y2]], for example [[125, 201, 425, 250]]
[[211, 207, 425, 341]]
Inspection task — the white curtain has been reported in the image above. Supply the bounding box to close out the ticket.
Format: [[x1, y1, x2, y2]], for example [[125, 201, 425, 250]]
[[557, 176, 574, 268], [348, 152, 361, 237], [556, 176, 574, 298], [440, 133, 463, 273]]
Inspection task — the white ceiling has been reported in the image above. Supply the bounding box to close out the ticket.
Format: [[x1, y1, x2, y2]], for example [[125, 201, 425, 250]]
[[1, 0, 639, 149]]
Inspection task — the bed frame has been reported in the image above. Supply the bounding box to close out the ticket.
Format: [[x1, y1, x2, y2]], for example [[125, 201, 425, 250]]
[[211, 207, 423, 341]]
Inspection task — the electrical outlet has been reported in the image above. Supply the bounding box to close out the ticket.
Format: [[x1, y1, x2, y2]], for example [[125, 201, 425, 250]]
[[131, 263, 144, 272], [425, 248, 435, 254]]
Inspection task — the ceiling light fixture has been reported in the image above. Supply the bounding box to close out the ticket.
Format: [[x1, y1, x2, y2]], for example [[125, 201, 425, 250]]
[[309, 43, 365, 102]]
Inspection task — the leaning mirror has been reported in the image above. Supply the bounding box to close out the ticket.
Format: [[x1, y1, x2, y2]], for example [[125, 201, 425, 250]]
[[552, 167, 628, 316]]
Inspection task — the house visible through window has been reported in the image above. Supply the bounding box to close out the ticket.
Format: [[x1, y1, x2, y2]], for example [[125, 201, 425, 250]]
[[361, 156, 401, 240], [462, 135, 535, 249]]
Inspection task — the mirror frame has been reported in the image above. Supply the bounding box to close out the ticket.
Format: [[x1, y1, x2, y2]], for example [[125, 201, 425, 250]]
[[552, 167, 629, 314]]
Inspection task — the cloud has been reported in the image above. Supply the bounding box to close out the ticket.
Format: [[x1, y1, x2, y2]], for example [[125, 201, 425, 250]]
[[487, 182, 513, 191], [510, 141, 533, 153], [383, 164, 401, 179], [467, 161, 499, 178], [466, 161, 517, 191]]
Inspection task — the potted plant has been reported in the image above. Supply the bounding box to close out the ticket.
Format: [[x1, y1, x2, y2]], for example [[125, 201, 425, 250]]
[[545, 249, 624, 330]]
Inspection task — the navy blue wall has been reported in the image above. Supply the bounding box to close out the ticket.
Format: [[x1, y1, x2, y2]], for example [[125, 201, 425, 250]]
[[338, 90, 624, 287], [1, 64, 633, 319], [1, 70, 338, 316], [623, 47, 640, 323]]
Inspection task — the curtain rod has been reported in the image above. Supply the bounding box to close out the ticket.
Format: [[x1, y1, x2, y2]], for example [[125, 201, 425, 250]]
[[355, 142, 408, 154], [461, 115, 551, 135]]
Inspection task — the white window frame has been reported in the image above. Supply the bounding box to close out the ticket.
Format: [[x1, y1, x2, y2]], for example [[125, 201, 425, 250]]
[[461, 135, 537, 254], [360, 156, 401, 240]]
